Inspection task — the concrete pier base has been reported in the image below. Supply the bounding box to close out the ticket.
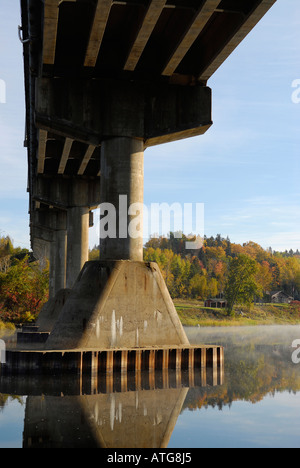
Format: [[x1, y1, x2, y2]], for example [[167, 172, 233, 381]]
[[44, 260, 189, 350], [36, 288, 72, 333], [1, 345, 224, 377]]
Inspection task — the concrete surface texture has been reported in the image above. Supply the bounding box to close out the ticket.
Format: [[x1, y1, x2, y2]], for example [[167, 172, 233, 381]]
[[36, 288, 72, 333], [45, 260, 189, 350]]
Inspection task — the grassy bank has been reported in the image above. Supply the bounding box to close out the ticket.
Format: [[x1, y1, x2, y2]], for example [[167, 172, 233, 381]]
[[1, 302, 299, 334], [174, 299, 300, 327]]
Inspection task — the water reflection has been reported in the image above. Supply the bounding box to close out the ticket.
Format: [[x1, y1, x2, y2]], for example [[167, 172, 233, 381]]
[[186, 325, 300, 407], [1, 325, 300, 448], [0, 366, 224, 448]]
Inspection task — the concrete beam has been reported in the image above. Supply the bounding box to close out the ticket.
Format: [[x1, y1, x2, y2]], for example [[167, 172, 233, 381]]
[[37, 130, 48, 174], [43, 0, 76, 65], [198, 0, 277, 81], [58, 138, 73, 174], [162, 0, 220, 76], [144, 81, 212, 146], [31, 224, 54, 244], [84, 0, 112, 68], [35, 77, 212, 146], [78, 145, 96, 176], [124, 0, 167, 72], [34, 176, 100, 210], [31, 209, 67, 241]]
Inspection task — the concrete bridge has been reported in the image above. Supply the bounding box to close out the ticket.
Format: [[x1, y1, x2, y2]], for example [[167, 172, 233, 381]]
[[18, 0, 276, 353]]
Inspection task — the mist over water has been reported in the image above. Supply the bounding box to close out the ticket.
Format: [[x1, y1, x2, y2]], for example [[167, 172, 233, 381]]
[[186, 324, 300, 348], [174, 324, 300, 448]]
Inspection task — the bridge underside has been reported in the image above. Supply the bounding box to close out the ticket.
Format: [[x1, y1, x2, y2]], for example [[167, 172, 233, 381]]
[[19, 0, 276, 352]]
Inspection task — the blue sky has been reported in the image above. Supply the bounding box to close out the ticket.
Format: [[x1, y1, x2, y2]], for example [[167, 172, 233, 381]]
[[0, 0, 299, 252]]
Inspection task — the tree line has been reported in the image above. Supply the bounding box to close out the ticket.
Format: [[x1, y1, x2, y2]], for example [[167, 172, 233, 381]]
[[0, 233, 299, 323], [143, 233, 300, 314]]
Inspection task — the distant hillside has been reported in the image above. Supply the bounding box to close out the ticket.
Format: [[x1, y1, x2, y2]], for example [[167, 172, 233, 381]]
[[142, 233, 300, 302]]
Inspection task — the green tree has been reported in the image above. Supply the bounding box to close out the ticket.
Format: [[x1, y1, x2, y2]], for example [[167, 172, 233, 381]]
[[282, 257, 300, 297], [224, 254, 261, 316], [207, 277, 218, 298], [189, 274, 207, 299]]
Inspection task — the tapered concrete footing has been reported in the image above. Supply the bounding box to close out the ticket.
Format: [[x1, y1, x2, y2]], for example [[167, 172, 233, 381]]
[[36, 288, 72, 333], [44, 260, 190, 350]]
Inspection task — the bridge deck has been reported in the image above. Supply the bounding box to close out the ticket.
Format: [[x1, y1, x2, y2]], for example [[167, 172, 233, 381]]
[[21, 0, 276, 181]]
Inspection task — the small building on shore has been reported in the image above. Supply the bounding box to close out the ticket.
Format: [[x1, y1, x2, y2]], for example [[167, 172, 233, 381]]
[[205, 298, 227, 309], [270, 291, 294, 304]]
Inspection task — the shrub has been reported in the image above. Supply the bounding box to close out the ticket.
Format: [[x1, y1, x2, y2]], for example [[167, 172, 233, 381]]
[[0, 257, 49, 323]]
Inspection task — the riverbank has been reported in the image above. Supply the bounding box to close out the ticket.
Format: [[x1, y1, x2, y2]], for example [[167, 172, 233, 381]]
[[1, 301, 299, 337], [175, 299, 300, 327]]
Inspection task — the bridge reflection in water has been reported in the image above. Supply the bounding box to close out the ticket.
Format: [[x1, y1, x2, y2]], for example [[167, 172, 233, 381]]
[[0, 365, 224, 448]]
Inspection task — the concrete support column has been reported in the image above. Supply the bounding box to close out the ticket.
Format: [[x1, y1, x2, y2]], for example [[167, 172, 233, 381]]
[[100, 137, 144, 261], [49, 229, 67, 298], [66, 206, 90, 289], [49, 241, 56, 299], [32, 238, 50, 270]]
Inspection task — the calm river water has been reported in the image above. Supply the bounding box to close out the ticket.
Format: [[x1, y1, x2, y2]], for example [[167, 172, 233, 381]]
[[1, 325, 300, 448]]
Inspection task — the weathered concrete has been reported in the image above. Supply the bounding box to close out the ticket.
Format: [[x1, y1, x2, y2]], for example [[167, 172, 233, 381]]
[[31, 208, 68, 298], [100, 137, 144, 261], [17, 331, 50, 350], [34, 177, 100, 211], [36, 288, 72, 333], [31, 194, 95, 294], [66, 207, 90, 288], [49, 228, 67, 297], [44, 260, 189, 350], [32, 237, 50, 270], [36, 77, 212, 147]]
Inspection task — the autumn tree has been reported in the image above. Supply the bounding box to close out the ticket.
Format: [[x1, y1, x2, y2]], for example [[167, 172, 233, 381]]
[[207, 277, 218, 298], [142, 233, 300, 301], [224, 254, 262, 316], [189, 274, 207, 299], [0, 236, 14, 273], [255, 261, 273, 298], [0, 256, 49, 323], [281, 257, 300, 297]]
